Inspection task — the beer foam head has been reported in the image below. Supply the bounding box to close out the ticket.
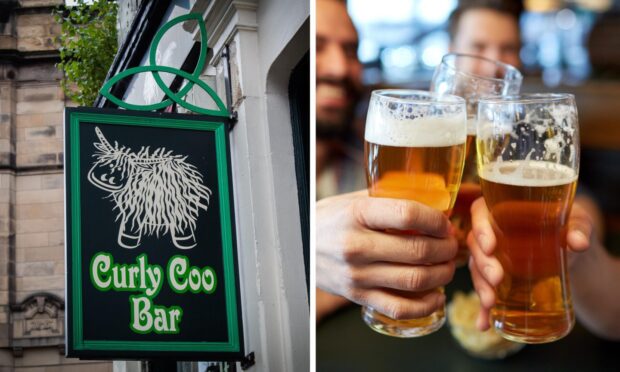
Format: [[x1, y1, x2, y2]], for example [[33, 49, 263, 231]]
[[365, 114, 466, 147], [480, 160, 578, 187], [365, 90, 466, 147]]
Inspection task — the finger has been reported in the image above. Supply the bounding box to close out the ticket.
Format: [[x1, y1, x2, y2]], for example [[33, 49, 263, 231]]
[[351, 261, 456, 291], [476, 305, 492, 331], [468, 256, 496, 310], [567, 230, 589, 252], [467, 232, 503, 287], [567, 205, 593, 252], [468, 258, 494, 331], [470, 197, 496, 255], [355, 197, 451, 238], [345, 230, 458, 264], [356, 288, 446, 320]]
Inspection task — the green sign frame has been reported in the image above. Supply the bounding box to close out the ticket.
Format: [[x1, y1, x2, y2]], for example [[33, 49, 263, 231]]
[[65, 107, 244, 360]]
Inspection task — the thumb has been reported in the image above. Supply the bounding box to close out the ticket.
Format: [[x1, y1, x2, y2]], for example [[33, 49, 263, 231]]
[[567, 204, 593, 252]]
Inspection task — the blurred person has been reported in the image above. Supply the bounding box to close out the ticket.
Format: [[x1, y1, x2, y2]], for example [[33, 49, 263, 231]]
[[316, 0, 365, 320], [448, 0, 523, 70], [316, 0, 458, 322], [316, 0, 365, 200]]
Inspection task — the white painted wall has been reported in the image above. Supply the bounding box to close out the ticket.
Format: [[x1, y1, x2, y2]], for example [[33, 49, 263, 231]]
[[257, 0, 310, 80]]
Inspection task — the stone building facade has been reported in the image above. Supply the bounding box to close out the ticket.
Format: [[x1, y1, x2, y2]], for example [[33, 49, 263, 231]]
[[0, 1, 111, 371]]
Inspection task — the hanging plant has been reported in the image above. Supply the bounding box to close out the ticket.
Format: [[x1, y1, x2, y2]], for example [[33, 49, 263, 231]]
[[54, 0, 118, 106]]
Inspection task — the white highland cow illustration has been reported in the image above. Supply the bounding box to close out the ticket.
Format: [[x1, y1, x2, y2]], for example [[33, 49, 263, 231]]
[[87, 127, 212, 249]]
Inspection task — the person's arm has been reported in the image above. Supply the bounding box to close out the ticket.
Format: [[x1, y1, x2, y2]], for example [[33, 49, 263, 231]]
[[316, 190, 457, 322], [570, 237, 620, 340], [468, 196, 620, 340]]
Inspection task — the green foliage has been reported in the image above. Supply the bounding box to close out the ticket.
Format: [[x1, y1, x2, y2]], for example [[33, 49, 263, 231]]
[[54, 0, 118, 106]]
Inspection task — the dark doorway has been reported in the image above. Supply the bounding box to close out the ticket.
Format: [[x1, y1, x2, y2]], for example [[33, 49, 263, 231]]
[[288, 51, 310, 295]]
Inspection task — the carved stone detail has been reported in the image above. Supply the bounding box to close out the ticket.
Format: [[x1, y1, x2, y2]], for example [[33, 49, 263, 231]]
[[11, 293, 64, 340]]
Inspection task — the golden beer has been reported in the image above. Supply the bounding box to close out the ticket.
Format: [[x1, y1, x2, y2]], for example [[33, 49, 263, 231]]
[[479, 160, 577, 343], [365, 144, 465, 211], [363, 107, 466, 337]]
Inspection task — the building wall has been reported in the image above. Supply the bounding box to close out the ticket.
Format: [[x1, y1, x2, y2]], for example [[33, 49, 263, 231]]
[[0, 1, 112, 370]]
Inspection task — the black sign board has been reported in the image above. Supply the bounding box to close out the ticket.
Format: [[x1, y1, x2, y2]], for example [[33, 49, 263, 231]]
[[65, 107, 244, 360]]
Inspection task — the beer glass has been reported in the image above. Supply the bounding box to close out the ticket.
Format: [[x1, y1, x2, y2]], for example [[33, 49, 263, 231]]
[[431, 53, 522, 265], [477, 94, 579, 343], [363, 90, 467, 337]]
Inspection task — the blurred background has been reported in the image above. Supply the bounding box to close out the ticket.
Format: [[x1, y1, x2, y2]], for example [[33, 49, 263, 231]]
[[349, 0, 612, 86], [348, 0, 620, 251]]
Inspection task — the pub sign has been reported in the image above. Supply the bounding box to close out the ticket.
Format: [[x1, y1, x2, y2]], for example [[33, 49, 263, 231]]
[[64, 107, 244, 360]]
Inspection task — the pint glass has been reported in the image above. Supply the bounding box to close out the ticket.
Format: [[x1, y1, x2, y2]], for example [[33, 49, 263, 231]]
[[431, 53, 522, 265], [363, 90, 467, 337], [477, 94, 579, 343]]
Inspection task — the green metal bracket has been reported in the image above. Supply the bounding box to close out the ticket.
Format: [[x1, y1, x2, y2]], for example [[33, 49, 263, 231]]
[[99, 13, 229, 117]]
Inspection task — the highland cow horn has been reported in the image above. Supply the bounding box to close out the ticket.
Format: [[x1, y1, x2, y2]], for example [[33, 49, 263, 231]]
[[95, 127, 115, 153]]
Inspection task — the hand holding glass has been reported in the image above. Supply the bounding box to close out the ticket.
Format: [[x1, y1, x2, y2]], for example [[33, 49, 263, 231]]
[[363, 90, 466, 337], [476, 94, 579, 343]]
